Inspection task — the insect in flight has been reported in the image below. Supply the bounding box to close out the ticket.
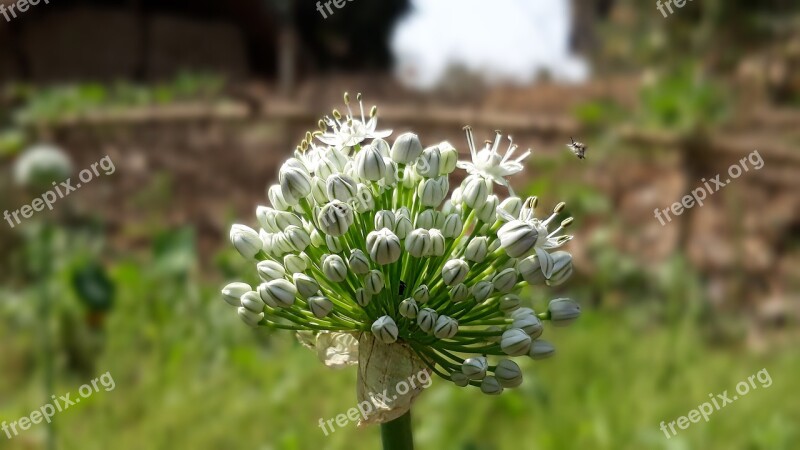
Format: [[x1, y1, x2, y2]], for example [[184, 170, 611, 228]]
[[567, 137, 588, 160]]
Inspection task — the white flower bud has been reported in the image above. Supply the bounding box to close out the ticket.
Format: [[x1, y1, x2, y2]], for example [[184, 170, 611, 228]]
[[399, 298, 419, 318], [230, 224, 262, 259], [325, 147, 348, 171], [438, 141, 458, 175], [450, 187, 463, 204], [415, 145, 441, 178], [442, 214, 463, 239], [528, 339, 555, 360], [256, 206, 277, 231], [318, 201, 354, 237], [449, 283, 469, 302], [548, 298, 580, 327], [366, 228, 401, 265], [394, 216, 413, 239], [498, 220, 539, 258], [279, 165, 312, 204], [364, 270, 385, 295], [442, 259, 469, 286], [221, 282, 251, 307], [283, 254, 307, 274], [371, 315, 399, 344], [405, 229, 432, 258], [311, 177, 329, 204], [274, 211, 303, 230], [546, 251, 573, 286], [498, 294, 521, 314], [355, 145, 387, 181], [476, 194, 499, 223], [462, 356, 488, 380], [450, 371, 469, 387], [517, 254, 547, 284], [260, 279, 296, 308], [415, 209, 436, 230], [284, 225, 311, 252], [348, 249, 371, 275], [355, 288, 371, 307], [268, 184, 291, 211], [308, 295, 334, 318], [428, 229, 446, 257], [492, 268, 518, 293], [465, 237, 488, 263], [413, 285, 429, 303], [293, 273, 320, 298], [315, 156, 339, 180], [310, 229, 324, 247], [513, 314, 543, 338], [417, 178, 447, 208], [374, 210, 396, 230], [417, 308, 438, 333], [257, 260, 285, 282], [322, 254, 348, 282], [472, 281, 494, 302], [497, 197, 522, 221], [237, 306, 264, 327], [323, 235, 342, 253], [480, 376, 503, 395], [383, 159, 399, 186], [395, 207, 411, 220], [433, 315, 458, 339], [240, 291, 265, 313], [501, 328, 532, 356], [511, 307, 535, 320], [391, 132, 423, 164], [495, 360, 523, 388], [402, 163, 422, 188], [326, 174, 358, 202], [461, 175, 490, 209], [354, 184, 375, 213]]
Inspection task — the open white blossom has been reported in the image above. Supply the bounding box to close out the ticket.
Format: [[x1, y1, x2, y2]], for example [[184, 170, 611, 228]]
[[456, 126, 531, 193], [316, 93, 392, 148]]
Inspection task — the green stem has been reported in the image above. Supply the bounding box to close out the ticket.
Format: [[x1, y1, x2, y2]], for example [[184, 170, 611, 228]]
[[380, 410, 414, 450]]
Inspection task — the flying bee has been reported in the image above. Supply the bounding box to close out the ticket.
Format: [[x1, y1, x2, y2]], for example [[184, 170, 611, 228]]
[[567, 137, 588, 160]]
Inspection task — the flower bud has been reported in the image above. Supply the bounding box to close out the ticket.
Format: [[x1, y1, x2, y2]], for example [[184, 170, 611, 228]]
[[528, 339, 555, 360], [274, 211, 303, 230], [279, 165, 312, 204], [472, 281, 494, 302], [373, 138, 391, 157], [257, 260, 285, 282], [310, 229, 324, 247], [308, 295, 334, 318], [260, 278, 297, 308], [498, 294, 521, 314], [364, 270, 385, 295], [355, 144, 387, 181], [399, 298, 419, 318], [326, 174, 358, 202], [416, 145, 441, 178], [355, 288, 371, 307], [548, 298, 580, 327], [230, 224, 262, 259], [480, 376, 503, 395], [486, 325, 503, 343], [476, 194, 499, 223], [498, 220, 539, 258], [283, 254, 306, 274], [501, 328, 532, 356], [391, 132, 423, 164], [315, 156, 339, 180], [442, 214, 463, 239], [513, 314, 543, 338], [406, 229, 432, 258], [495, 360, 523, 388], [517, 255, 546, 284], [465, 237, 488, 263], [325, 235, 343, 253], [256, 206, 277, 231], [415, 209, 436, 230], [268, 184, 291, 211], [428, 229, 446, 256], [438, 141, 458, 175], [237, 306, 264, 327], [240, 291, 265, 313], [366, 228, 401, 265], [395, 207, 411, 220], [497, 197, 523, 221], [284, 225, 311, 252], [442, 259, 469, 286], [449, 283, 469, 303], [461, 175, 489, 209], [383, 159, 399, 185], [371, 315, 399, 344], [450, 371, 469, 387], [354, 184, 375, 213], [318, 201, 354, 237], [418, 178, 447, 207], [450, 187, 463, 204], [433, 315, 458, 339], [374, 210, 396, 230], [511, 307, 535, 320], [546, 251, 573, 286], [322, 254, 348, 282], [492, 268, 518, 293], [347, 249, 371, 275], [394, 216, 412, 239], [417, 308, 438, 333], [413, 285, 430, 303], [462, 356, 488, 380], [293, 273, 320, 298], [402, 164, 422, 188], [221, 282, 251, 307]]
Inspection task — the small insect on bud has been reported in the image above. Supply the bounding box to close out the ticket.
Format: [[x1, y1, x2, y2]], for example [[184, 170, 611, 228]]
[[546, 251, 573, 286], [494, 360, 523, 388], [394, 216, 413, 239], [283, 254, 307, 274], [240, 291, 265, 313], [480, 376, 504, 395], [492, 268, 519, 294], [308, 296, 334, 319], [347, 249, 371, 275], [450, 371, 469, 387], [442, 259, 469, 286], [437, 141, 458, 175], [221, 282, 251, 307], [513, 314, 543, 338], [442, 213, 463, 239], [322, 254, 348, 282], [415, 145, 441, 178], [230, 224, 263, 259], [497, 220, 539, 258], [371, 315, 399, 344], [517, 254, 546, 284], [237, 307, 264, 327], [318, 201, 354, 237], [433, 315, 458, 339], [548, 298, 581, 327], [366, 228, 401, 265], [399, 298, 419, 319], [498, 294, 521, 314], [257, 260, 285, 282], [391, 132, 424, 164], [413, 285, 430, 303], [293, 273, 320, 299], [471, 281, 494, 302], [364, 270, 385, 295], [355, 288, 371, 307], [417, 308, 439, 333], [374, 210, 396, 231], [428, 229, 446, 257], [355, 144, 387, 181], [259, 279, 297, 309], [406, 229, 432, 258], [501, 328, 532, 356], [462, 356, 488, 380], [461, 175, 490, 210], [528, 339, 556, 360], [497, 197, 523, 221], [449, 283, 469, 303]]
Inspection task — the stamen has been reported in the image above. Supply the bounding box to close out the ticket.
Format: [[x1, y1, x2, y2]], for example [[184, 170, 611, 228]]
[[491, 131, 502, 155], [464, 126, 477, 158]]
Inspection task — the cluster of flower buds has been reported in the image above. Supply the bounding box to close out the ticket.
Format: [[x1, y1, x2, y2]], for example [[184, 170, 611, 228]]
[[223, 94, 581, 395]]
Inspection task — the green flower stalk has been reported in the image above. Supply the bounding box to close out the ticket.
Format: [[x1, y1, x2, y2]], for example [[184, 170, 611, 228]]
[[223, 94, 582, 448]]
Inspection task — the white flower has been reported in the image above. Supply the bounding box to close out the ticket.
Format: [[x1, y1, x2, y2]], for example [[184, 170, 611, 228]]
[[391, 132, 424, 164], [317, 94, 392, 148], [456, 126, 531, 192], [230, 224, 262, 259]]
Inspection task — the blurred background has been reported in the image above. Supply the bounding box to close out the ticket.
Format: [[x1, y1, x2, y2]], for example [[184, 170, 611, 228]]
[[1, 0, 799, 449]]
